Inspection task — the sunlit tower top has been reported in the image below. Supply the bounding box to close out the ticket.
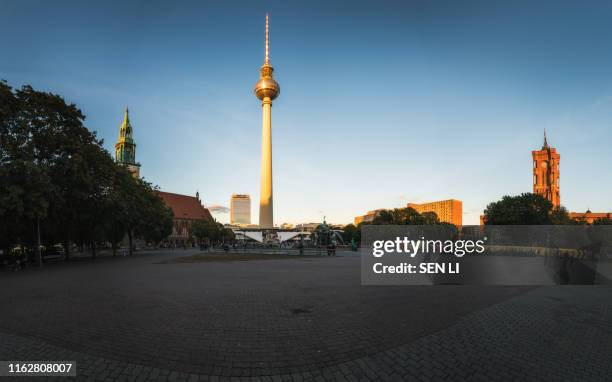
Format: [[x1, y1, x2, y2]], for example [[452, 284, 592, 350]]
[[254, 14, 280, 101], [532, 129, 560, 208], [115, 107, 141, 178]]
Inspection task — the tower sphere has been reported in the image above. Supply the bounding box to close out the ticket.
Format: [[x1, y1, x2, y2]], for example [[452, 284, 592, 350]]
[[254, 65, 280, 100]]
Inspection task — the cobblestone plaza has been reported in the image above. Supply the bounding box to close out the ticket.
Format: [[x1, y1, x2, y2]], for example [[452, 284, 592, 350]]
[[1, 251, 611, 381]]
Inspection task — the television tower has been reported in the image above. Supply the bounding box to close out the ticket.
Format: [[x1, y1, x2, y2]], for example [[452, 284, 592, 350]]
[[254, 14, 280, 228]]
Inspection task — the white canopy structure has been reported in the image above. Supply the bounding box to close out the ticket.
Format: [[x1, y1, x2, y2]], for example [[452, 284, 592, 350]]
[[236, 231, 263, 243], [278, 232, 305, 242], [233, 230, 310, 244]]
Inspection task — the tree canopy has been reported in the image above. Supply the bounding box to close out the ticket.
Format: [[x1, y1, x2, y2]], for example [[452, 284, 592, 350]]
[[371, 207, 441, 225], [593, 217, 612, 225], [483, 193, 577, 225], [342, 224, 360, 244], [191, 219, 235, 245]]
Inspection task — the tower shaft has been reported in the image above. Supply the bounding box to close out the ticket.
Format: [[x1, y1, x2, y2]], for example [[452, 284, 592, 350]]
[[259, 97, 273, 228]]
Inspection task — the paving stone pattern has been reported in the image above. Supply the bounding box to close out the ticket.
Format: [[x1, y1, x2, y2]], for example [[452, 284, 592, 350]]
[[1, 251, 610, 381]]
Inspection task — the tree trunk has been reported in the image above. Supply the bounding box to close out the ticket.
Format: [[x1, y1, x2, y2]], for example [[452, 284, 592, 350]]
[[36, 216, 42, 267], [112, 240, 117, 257], [64, 239, 70, 261], [91, 241, 96, 260], [128, 231, 134, 256]]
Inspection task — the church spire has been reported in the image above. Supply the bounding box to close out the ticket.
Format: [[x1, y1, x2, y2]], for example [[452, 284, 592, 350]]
[[543, 129, 548, 149], [118, 106, 133, 143], [115, 106, 140, 177]]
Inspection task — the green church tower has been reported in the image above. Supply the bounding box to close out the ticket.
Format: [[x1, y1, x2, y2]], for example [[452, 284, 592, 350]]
[[115, 107, 141, 178]]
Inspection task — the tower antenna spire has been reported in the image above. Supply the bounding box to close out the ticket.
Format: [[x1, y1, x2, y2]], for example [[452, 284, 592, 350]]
[[543, 128, 548, 148], [265, 13, 270, 65]]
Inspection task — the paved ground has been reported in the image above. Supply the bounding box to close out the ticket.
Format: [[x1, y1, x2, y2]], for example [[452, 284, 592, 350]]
[[0, 250, 611, 381]]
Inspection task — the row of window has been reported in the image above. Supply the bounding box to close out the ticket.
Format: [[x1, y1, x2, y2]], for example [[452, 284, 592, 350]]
[[115, 147, 136, 163]]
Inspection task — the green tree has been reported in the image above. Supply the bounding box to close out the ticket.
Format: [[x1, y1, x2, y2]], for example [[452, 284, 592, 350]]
[[421, 211, 440, 225], [191, 219, 215, 245], [101, 167, 132, 256], [138, 187, 173, 245], [392, 207, 424, 224], [342, 223, 360, 244], [1, 82, 174, 261], [371, 207, 437, 225], [120, 177, 172, 255], [593, 217, 612, 225], [484, 193, 553, 225], [371, 210, 394, 224], [0, 82, 53, 262], [190, 220, 229, 246], [549, 206, 575, 225], [2, 83, 116, 259], [220, 226, 236, 243]]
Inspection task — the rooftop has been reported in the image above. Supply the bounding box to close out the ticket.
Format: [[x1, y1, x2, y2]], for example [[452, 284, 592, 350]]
[[158, 191, 213, 221]]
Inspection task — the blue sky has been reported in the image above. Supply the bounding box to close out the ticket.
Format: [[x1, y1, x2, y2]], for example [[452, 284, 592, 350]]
[[2, 0, 612, 225]]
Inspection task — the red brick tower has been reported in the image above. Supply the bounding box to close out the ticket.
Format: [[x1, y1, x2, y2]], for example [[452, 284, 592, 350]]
[[532, 130, 560, 208]]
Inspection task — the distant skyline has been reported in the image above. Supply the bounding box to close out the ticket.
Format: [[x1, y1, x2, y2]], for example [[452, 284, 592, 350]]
[[2, 0, 612, 225]]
